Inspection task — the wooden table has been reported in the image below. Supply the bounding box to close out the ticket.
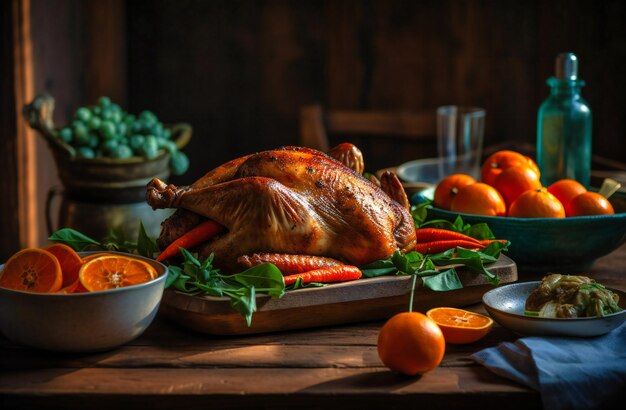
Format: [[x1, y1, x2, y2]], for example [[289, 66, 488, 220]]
[[2, 245, 625, 410]]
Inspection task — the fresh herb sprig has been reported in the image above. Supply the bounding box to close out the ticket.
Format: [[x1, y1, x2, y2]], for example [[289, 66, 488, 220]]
[[360, 240, 506, 293], [48, 222, 157, 258], [166, 249, 285, 326]]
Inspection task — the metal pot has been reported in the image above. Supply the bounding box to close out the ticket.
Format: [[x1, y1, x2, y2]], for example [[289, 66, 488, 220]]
[[25, 94, 190, 240]]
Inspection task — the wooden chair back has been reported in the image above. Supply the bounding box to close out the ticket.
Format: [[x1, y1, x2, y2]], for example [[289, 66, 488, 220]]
[[299, 104, 437, 152]]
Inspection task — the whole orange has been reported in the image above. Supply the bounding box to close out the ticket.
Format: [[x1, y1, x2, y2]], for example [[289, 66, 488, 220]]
[[494, 165, 542, 208], [433, 174, 476, 210], [567, 192, 615, 216], [481, 150, 531, 186], [377, 312, 445, 376], [548, 179, 587, 212], [450, 182, 506, 216], [508, 188, 565, 218], [525, 156, 541, 177]]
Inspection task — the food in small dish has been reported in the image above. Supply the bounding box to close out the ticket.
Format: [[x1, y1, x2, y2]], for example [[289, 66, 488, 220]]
[[0, 246, 159, 294], [525, 273, 622, 318], [0, 251, 167, 351], [482, 281, 626, 337]]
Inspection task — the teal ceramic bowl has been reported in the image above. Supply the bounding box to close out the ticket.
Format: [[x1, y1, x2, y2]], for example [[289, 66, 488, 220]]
[[415, 189, 626, 273]]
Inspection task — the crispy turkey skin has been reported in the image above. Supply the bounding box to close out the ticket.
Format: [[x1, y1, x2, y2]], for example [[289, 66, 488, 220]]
[[147, 145, 416, 269]]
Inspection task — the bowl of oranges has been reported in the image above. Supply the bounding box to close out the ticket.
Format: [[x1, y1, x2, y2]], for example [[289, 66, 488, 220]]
[[0, 245, 168, 352], [419, 150, 626, 273]]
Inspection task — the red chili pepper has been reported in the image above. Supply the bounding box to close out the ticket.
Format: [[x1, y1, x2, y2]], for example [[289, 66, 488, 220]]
[[283, 265, 362, 286], [238, 253, 344, 275], [156, 219, 225, 262], [415, 240, 483, 255], [414, 228, 482, 246]]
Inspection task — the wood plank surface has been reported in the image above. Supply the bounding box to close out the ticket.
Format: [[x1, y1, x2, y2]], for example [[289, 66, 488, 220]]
[[0, 326, 517, 370], [0, 367, 533, 394], [0, 367, 539, 410]]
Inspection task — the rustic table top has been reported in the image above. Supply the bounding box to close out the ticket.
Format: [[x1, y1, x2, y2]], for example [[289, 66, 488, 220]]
[[2, 244, 625, 410]]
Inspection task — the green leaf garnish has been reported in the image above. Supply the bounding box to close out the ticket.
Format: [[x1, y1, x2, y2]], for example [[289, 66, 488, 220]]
[[422, 268, 463, 291], [137, 221, 159, 258], [165, 250, 286, 326], [48, 228, 101, 251]]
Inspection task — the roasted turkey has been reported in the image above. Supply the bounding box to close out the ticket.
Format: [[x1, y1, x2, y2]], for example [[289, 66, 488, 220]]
[[146, 144, 416, 270]]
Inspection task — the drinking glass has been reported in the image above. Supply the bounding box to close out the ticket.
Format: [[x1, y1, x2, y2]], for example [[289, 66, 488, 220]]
[[436, 106, 486, 180]]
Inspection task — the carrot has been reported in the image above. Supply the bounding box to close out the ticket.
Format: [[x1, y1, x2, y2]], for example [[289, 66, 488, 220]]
[[283, 265, 362, 286], [415, 228, 482, 246], [156, 219, 225, 262], [479, 239, 509, 246], [238, 253, 344, 275], [415, 240, 483, 255]]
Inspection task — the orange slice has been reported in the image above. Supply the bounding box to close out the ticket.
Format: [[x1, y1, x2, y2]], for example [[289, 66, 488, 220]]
[[57, 280, 79, 294], [45, 243, 84, 288], [81, 252, 115, 264], [426, 307, 493, 344], [79, 255, 157, 292], [73, 281, 89, 293], [0, 248, 63, 293]]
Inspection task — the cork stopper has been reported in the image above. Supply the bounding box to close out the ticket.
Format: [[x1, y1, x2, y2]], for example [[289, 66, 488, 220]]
[[555, 53, 578, 80]]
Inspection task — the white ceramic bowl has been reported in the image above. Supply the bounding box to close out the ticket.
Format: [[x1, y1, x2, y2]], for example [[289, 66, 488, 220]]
[[482, 281, 626, 337], [0, 252, 168, 352], [396, 156, 481, 185]]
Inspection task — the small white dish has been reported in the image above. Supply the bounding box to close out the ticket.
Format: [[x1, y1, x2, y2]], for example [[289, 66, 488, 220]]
[[482, 281, 626, 337]]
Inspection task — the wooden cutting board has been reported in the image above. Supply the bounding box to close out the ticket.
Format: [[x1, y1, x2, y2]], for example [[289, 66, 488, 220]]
[[159, 254, 517, 336]]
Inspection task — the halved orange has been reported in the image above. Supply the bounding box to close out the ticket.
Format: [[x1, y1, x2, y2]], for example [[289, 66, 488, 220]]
[[0, 248, 63, 293], [78, 255, 157, 292], [426, 307, 493, 344], [45, 243, 84, 288], [57, 280, 79, 294], [80, 252, 124, 292]]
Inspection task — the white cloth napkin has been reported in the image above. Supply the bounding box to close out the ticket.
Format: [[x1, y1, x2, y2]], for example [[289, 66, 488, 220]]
[[471, 323, 626, 410]]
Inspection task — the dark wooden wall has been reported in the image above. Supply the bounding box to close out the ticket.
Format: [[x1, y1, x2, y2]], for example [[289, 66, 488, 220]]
[[125, 0, 626, 180], [1, 0, 22, 260]]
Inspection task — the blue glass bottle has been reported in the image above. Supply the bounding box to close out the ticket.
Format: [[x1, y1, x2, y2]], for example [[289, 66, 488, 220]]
[[536, 53, 592, 187]]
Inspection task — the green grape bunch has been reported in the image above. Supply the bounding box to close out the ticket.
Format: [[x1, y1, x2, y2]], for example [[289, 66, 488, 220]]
[[56, 96, 189, 176]]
